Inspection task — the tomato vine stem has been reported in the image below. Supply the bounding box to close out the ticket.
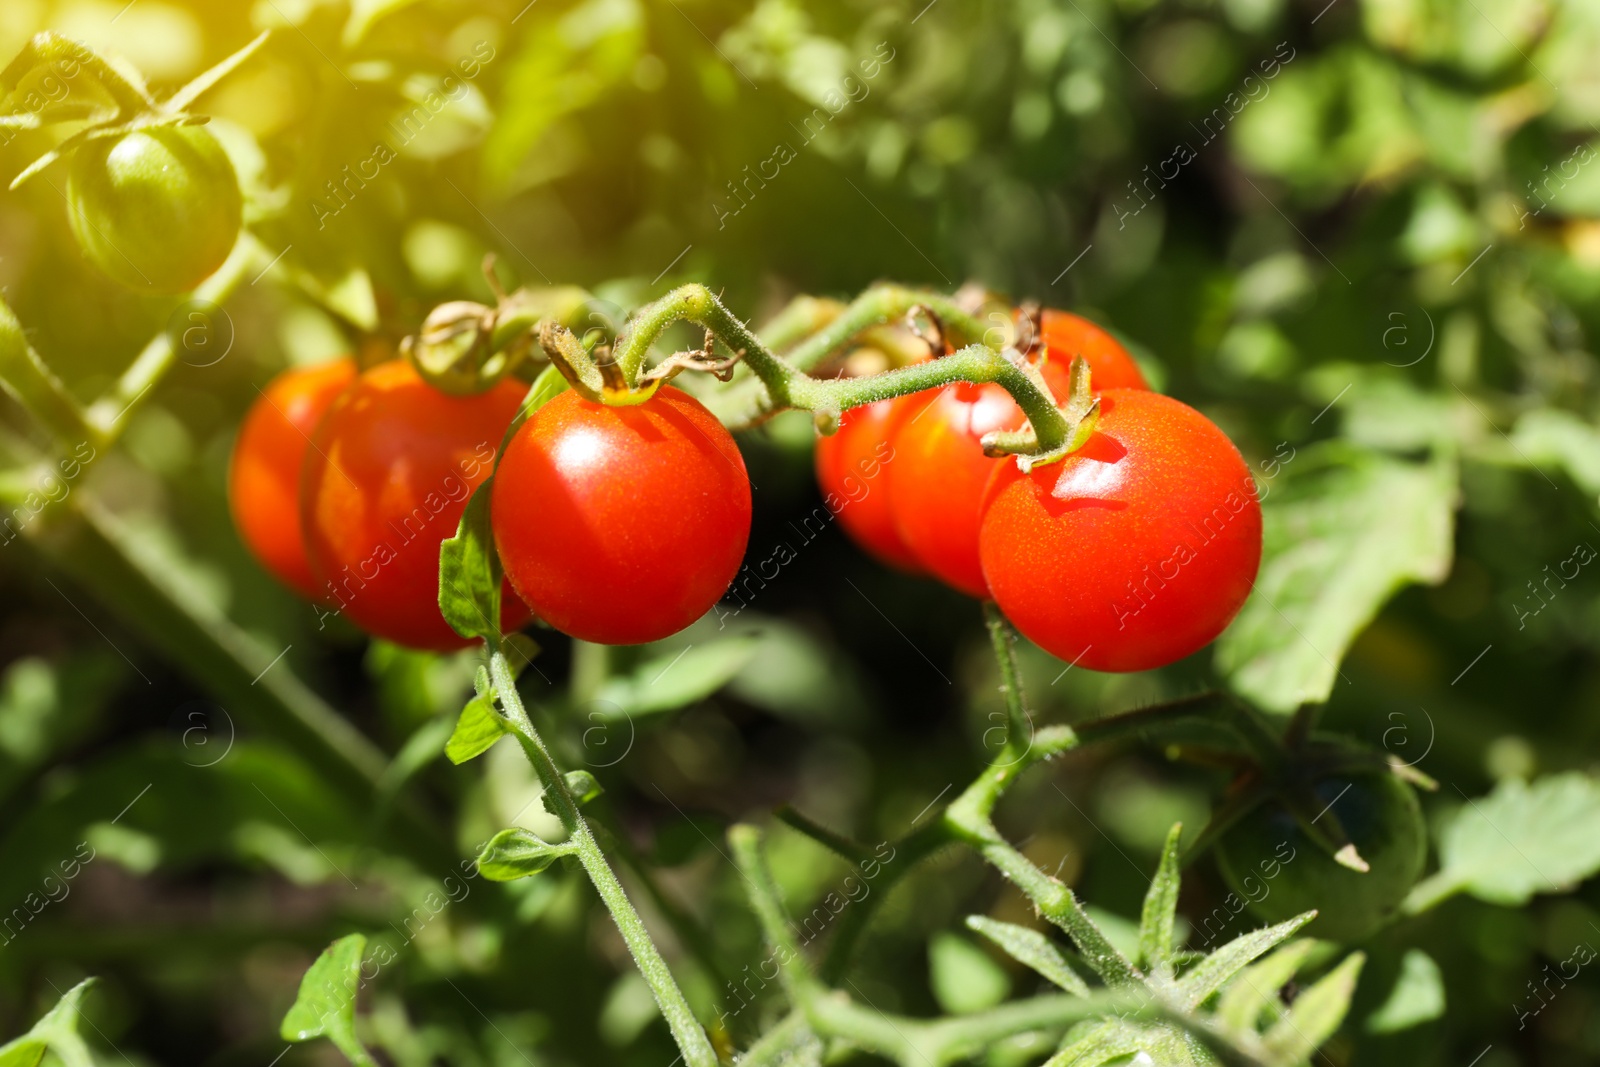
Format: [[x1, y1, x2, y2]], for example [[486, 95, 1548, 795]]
[[486, 646, 720, 1067], [609, 284, 1074, 453]]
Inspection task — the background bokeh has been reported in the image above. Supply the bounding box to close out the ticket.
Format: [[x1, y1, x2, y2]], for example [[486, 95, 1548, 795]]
[[1, 0, 1599, 1064]]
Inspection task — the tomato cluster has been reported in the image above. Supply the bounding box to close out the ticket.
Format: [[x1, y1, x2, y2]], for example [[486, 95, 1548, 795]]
[[815, 308, 1261, 673], [230, 364, 751, 651]]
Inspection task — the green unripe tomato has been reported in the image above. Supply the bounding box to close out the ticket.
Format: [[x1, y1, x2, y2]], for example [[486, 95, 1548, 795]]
[[1215, 770, 1425, 942], [66, 124, 242, 294]]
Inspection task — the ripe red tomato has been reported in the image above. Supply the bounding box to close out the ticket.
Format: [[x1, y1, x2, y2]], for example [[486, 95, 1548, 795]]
[[814, 395, 927, 572], [1038, 309, 1148, 391], [301, 361, 531, 650], [978, 389, 1260, 672], [229, 358, 357, 601], [491, 387, 752, 645]]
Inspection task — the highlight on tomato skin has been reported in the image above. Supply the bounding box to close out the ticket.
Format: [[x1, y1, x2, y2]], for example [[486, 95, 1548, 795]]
[[491, 386, 752, 646], [228, 358, 357, 602], [1037, 308, 1149, 392], [814, 395, 927, 573], [300, 360, 532, 651], [977, 388, 1261, 673]]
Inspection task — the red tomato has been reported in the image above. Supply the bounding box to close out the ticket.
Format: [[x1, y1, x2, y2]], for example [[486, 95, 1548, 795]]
[[229, 358, 357, 600], [814, 395, 926, 572], [491, 386, 752, 645], [1038, 309, 1148, 391], [301, 361, 531, 650], [978, 389, 1260, 672]]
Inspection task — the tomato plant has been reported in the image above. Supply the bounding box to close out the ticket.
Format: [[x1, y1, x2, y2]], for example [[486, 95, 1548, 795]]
[[491, 386, 752, 646], [978, 389, 1260, 671], [227, 357, 355, 600], [66, 125, 241, 294], [1216, 770, 1427, 942], [301, 360, 530, 650], [0, 8, 1590, 1067]]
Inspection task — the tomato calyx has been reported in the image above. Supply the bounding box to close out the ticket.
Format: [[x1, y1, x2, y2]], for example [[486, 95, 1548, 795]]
[[538, 318, 744, 408], [979, 351, 1101, 471], [4, 30, 269, 189]]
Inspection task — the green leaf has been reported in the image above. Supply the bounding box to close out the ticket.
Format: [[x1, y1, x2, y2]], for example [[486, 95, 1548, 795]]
[[475, 827, 573, 881], [0, 978, 97, 1067], [1263, 952, 1365, 1063], [1138, 823, 1183, 975], [965, 915, 1089, 996], [592, 637, 760, 719], [445, 695, 507, 765], [1175, 913, 1316, 1011], [1511, 408, 1600, 497], [564, 769, 602, 805], [1215, 939, 1317, 1034], [280, 934, 378, 1066], [1405, 772, 1600, 910], [928, 932, 1011, 1015], [1365, 949, 1445, 1034], [438, 482, 501, 642], [1217, 446, 1456, 713]]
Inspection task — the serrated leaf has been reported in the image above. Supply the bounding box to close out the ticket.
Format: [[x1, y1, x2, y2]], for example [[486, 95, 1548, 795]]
[[476, 827, 573, 881], [1263, 952, 1365, 1063], [1405, 772, 1600, 911], [1215, 939, 1317, 1034], [1364, 949, 1444, 1034], [0, 978, 96, 1067], [280, 934, 378, 1066], [591, 637, 760, 719], [445, 695, 506, 764], [966, 916, 1090, 996], [438, 482, 501, 641], [1175, 913, 1315, 1011], [564, 769, 602, 805], [1139, 823, 1183, 974], [1217, 447, 1456, 713]]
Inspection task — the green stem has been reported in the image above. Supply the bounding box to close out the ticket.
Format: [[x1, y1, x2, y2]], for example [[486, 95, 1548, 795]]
[[610, 285, 1070, 450], [488, 649, 718, 1067], [983, 602, 1030, 760], [783, 285, 989, 372], [82, 231, 263, 444], [817, 817, 950, 984]]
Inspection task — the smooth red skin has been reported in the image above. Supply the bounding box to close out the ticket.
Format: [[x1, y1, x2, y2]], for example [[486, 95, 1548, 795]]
[[491, 386, 752, 646], [814, 395, 926, 573], [229, 358, 357, 601], [978, 389, 1261, 673], [302, 361, 532, 651], [1039, 309, 1149, 390], [890, 345, 1113, 598]]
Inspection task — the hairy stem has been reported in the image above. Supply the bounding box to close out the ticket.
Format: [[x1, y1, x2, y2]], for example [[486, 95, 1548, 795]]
[[984, 602, 1030, 760], [611, 285, 1070, 450], [488, 649, 718, 1067]]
